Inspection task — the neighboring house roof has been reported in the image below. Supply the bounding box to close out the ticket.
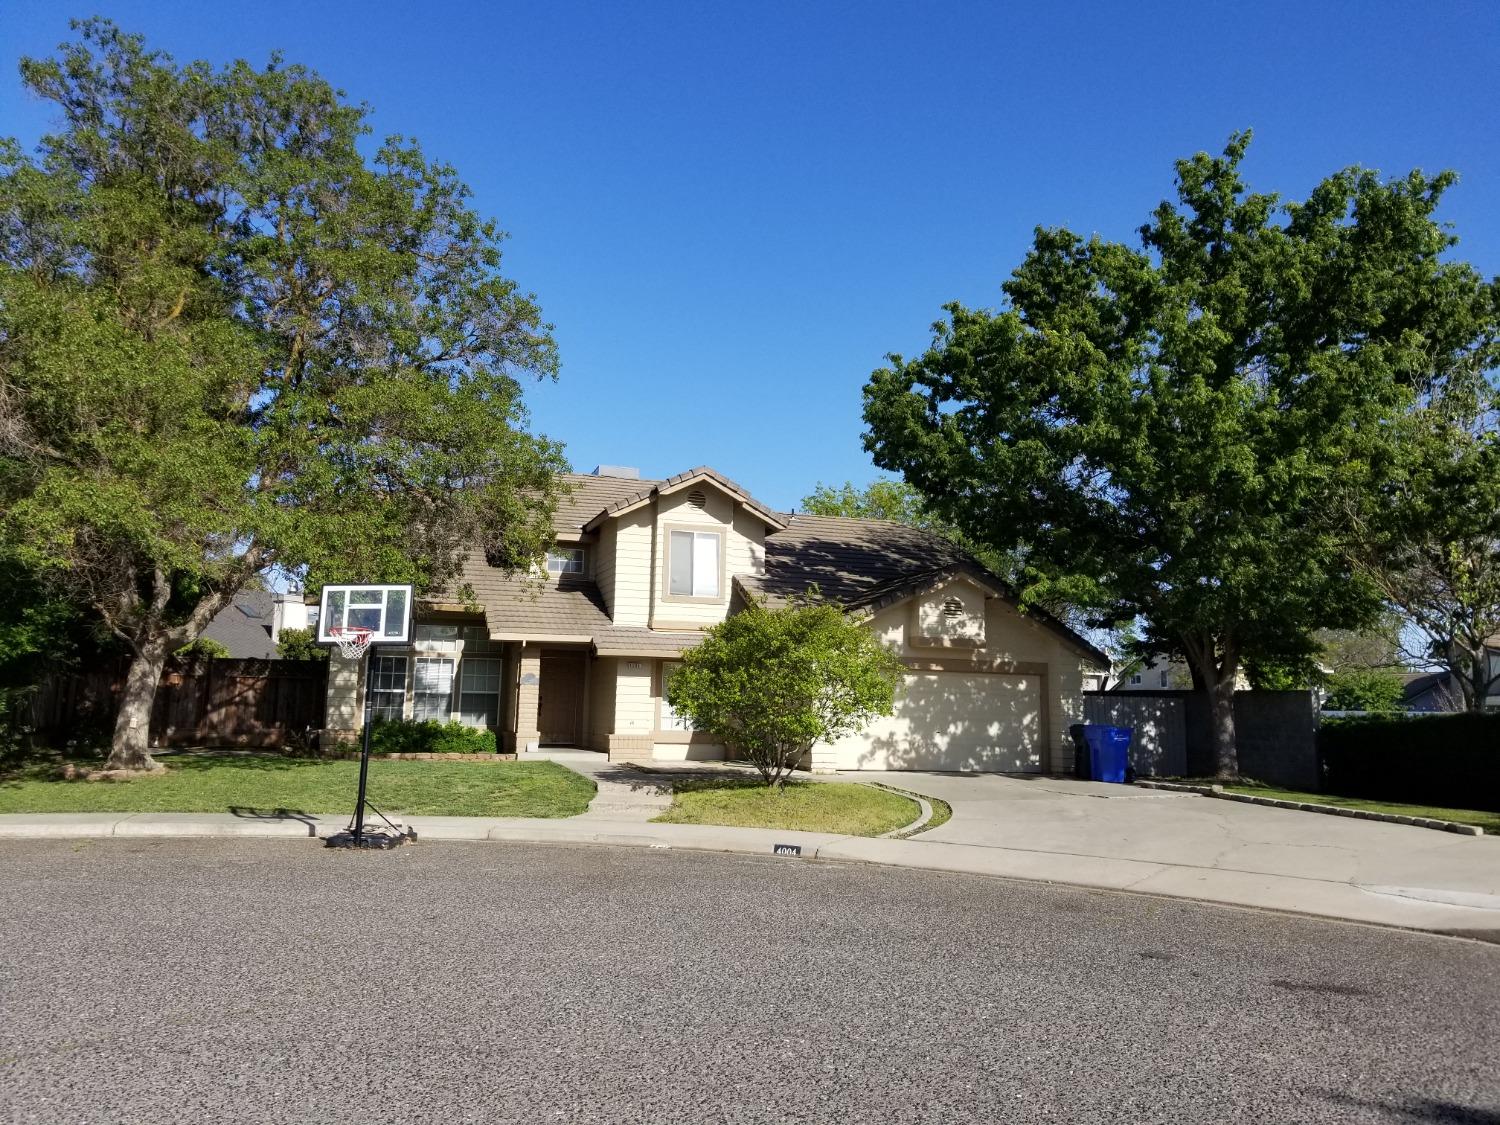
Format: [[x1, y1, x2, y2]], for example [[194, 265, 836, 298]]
[[200, 590, 277, 658], [1400, 671, 1459, 712]]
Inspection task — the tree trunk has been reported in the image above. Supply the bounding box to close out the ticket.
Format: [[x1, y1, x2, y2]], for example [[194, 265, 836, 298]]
[[105, 635, 171, 770], [1206, 669, 1239, 781], [1182, 632, 1240, 781]]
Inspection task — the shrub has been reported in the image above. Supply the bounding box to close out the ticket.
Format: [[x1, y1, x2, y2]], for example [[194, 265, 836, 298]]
[[666, 599, 903, 787], [368, 719, 496, 756], [276, 627, 327, 661], [175, 637, 230, 663], [1322, 668, 1405, 713], [1320, 712, 1500, 811]]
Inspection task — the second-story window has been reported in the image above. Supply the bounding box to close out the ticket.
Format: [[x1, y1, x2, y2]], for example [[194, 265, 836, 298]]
[[546, 547, 585, 575], [669, 530, 720, 597]]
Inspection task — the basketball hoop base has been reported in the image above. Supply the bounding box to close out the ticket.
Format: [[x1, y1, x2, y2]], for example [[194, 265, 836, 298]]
[[325, 826, 417, 850]]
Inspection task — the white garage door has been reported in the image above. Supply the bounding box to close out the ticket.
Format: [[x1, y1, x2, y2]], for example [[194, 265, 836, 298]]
[[831, 671, 1044, 772]]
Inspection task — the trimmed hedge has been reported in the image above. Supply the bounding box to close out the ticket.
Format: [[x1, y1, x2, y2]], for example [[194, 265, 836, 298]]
[[368, 719, 496, 756], [1319, 713, 1500, 812]]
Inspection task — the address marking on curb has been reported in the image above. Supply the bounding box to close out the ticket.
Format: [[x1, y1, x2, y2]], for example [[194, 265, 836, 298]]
[[773, 843, 802, 856]]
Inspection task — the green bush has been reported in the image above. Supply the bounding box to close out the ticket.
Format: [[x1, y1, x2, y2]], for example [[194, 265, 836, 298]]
[[276, 627, 327, 661], [367, 719, 496, 756], [175, 637, 230, 663], [1320, 712, 1500, 812], [1323, 668, 1405, 713]]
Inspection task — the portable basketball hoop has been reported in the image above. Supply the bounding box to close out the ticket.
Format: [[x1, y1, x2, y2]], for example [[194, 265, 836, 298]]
[[316, 583, 416, 851], [329, 626, 375, 661]]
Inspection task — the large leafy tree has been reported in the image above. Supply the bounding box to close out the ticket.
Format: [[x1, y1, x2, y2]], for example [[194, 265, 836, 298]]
[[0, 21, 565, 770], [864, 134, 1491, 778], [1354, 383, 1500, 711], [666, 601, 903, 787]]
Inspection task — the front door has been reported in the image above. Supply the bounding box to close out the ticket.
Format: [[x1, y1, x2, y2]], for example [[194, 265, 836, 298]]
[[537, 652, 586, 745]]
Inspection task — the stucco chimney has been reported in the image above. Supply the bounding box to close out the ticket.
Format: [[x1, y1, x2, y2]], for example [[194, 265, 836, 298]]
[[591, 465, 641, 479]]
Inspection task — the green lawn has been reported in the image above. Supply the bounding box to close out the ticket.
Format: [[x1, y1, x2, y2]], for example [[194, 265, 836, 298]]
[[0, 754, 595, 818], [1222, 785, 1500, 834], [652, 778, 919, 836]]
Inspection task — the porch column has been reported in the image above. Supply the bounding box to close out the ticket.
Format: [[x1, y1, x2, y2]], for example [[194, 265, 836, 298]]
[[514, 645, 542, 752]]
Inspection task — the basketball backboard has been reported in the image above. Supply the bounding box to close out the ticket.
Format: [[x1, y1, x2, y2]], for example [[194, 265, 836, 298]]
[[317, 584, 413, 647]]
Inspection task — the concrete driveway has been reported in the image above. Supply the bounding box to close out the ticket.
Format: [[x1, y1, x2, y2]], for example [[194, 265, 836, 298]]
[[844, 771, 1500, 916]]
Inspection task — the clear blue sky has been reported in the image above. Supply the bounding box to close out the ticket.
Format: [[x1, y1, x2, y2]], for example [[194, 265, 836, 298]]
[[3, 1, 1497, 510]]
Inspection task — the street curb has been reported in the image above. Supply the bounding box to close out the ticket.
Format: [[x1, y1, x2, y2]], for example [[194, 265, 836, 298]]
[[3, 812, 1498, 940], [869, 783, 934, 838], [1133, 780, 1486, 836]]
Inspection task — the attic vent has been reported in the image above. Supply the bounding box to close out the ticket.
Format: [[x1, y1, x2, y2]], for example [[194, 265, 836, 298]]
[[686, 488, 708, 511], [942, 597, 964, 620]]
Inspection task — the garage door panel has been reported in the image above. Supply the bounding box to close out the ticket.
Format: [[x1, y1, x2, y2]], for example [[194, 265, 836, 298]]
[[832, 672, 1042, 772]]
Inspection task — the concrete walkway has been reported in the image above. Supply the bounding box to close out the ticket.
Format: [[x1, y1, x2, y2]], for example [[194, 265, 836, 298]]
[[519, 748, 673, 821]]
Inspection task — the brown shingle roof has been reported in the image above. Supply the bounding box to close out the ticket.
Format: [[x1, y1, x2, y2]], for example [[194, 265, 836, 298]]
[[748, 515, 1108, 666], [552, 472, 663, 535], [581, 466, 787, 532], [592, 628, 705, 658], [451, 553, 611, 639]]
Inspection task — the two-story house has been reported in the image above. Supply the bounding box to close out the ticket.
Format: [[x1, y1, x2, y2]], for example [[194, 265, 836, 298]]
[[324, 465, 1108, 773]]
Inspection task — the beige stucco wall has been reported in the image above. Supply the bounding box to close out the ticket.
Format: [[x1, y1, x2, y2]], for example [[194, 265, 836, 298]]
[[911, 579, 988, 647], [808, 585, 1092, 773]]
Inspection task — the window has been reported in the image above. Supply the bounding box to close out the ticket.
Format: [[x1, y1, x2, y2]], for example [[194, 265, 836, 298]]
[[1159, 670, 1170, 688], [546, 547, 585, 575], [668, 530, 720, 597], [459, 657, 502, 729], [1129, 673, 1143, 686], [367, 655, 408, 721], [660, 662, 692, 731], [413, 657, 455, 722]]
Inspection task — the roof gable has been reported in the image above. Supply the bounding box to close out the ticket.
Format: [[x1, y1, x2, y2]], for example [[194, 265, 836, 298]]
[[580, 466, 787, 532]]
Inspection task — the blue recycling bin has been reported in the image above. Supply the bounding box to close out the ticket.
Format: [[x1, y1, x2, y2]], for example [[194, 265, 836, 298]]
[[1080, 725, 1132, 783]]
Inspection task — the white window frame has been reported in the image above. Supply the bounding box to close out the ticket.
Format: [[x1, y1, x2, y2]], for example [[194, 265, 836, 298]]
[[1129, 673, 1143, 686], [666, 528, 722, 599], [458, 656, 502, 730], [546, 547, 585, 575], [367, 655, 408, 722], [413, 656, 455, 723]]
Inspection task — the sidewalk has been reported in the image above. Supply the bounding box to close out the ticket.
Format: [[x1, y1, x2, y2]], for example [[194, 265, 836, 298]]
[[3, 806, 1499, 940]]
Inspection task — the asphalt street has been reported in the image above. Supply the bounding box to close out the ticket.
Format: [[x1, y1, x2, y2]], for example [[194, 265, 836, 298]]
[[1, 839, 1497, 1124]]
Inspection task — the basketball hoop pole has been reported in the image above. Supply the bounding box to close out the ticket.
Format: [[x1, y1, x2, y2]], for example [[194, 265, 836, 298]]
[[352, 652, 374, 844]]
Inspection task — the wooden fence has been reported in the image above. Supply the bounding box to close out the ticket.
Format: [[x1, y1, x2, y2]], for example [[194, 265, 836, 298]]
[[29, 658, 328, 749]]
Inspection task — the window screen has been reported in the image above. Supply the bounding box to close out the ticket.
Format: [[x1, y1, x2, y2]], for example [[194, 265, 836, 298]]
[[669, 530, 720, 597], [413, 657, 454, 722], [367, 655, 408, 721], [458, 657, 502, 729]]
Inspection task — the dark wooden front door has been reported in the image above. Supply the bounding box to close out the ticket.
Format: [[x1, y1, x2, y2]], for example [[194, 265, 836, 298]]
[[537, 652, 586, 745]]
